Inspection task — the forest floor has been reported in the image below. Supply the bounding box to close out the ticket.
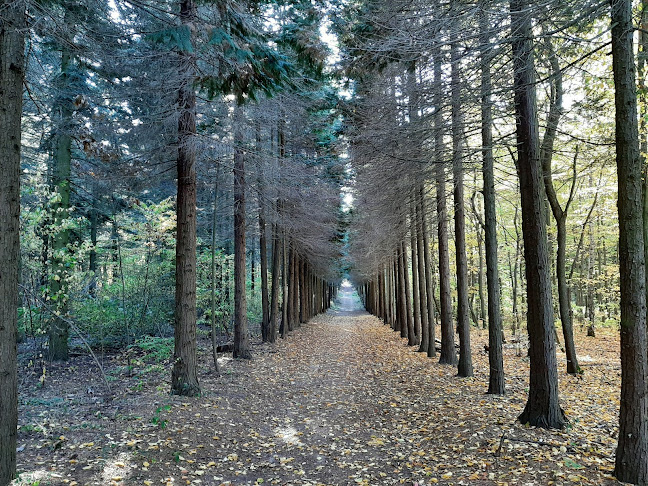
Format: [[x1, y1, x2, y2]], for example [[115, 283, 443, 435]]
[[13, 288, 624, 486]]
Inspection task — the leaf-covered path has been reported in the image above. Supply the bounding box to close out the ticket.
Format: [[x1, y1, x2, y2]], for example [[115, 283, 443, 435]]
[[16, 287, 621, 485]]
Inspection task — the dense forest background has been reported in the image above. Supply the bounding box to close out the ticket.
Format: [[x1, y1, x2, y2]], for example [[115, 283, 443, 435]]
[[2, 0, 648, 484]]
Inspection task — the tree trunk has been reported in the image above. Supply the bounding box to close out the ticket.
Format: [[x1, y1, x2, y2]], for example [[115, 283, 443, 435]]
[[557, 214, 580, 372], [511, 0, 564, 428], [291, 249, 299, 329], [88, 184, 99, 297], [419, 189, 436, 358], [211, 175, 220, 374], [539, 36, 580, 375], [0, 3, 24, 481], [299, 255, 307, 324], [171, 0, 200, 396], [410, 205, 421, 345], [233, 104, 251, 359], [281, 234, 288, 338], [416, 188, 429, 353], [480, 1, 505, 394], [255, 120, 267, 332], [397, 246, 407, 339], [269, 224, 281, 343], [259, 196, 270, 342], [433, 45, 456, 365], [49, 38, 73, 362], [451, 39, 473, 377], [287, 245, 295, 332], [611, 0, 648, 481], [401, 241, 415, 345]]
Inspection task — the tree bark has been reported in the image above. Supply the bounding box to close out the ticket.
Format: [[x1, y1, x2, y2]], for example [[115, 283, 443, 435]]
[[259, 196, 270, 342], [611, 0, 648, 481], [539, 36, 580, 375], [281, 233, 288, 338], [451, 39, 473, 377], [410, 206, 421, 345], [480, 2, 505, 394], [49, 30, 73, 361], [211, 174, 220, 373], [419, 188, 436, 358], [171, 0, 200, 396], [416, 188, 429, 353], [433, 40, 456, 365], [88, 183, 99, 297], [397, 246, 407, 339], [299, 255, 307, 324], [269, 229, 281, 340], [233, 104, 251, 359], [0, 2, 24, 482], [511, 0, 564, 428], [402, 241, 415, 345]]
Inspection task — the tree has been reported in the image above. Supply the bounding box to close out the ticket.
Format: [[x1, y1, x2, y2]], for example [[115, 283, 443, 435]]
[[539, 35, 580, 375], [479, 0, 504, 394], [511, 0, 564, 429], [0, 1, 25, 482], [48, 4, 74, 360], [233, 103, 252, 359], [435, 42, 456, 366], [611, 0, 648, 481], [171, 0, 200, 397], [451, 36, 472, 378]]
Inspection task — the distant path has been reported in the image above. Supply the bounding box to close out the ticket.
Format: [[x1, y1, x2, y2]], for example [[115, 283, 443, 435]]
[[331, 282, 364, 314]]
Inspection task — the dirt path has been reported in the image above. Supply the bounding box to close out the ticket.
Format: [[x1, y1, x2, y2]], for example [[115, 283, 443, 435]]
[[15, 287, 620, 485]]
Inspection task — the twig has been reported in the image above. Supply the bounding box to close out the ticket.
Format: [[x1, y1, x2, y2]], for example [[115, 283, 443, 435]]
[[494, 432, 506, 457]]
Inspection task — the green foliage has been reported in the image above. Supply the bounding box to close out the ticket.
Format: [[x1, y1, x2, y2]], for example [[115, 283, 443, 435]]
[[130, 336, 174, 364], [151, 404, 171, 429], [147, 26, 193, 53]]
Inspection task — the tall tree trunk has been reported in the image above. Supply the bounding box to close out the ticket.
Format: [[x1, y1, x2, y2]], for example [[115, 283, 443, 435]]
[[281, 234, 288, 338], [257, 122, 269, 340], [402, 241, 415, 345], [88, 183, 99, 297], [233, 104, 251, 359], [475, 196, 486, 329], [539, 36, 580, 375], [291, 248, 299, 329], [49, 36, 73, 361], [299, 255, 307, 324], [259, 198, 270, 341], [210, 173, 220, 373], [0, 2, 24, 482], [435, 53, 456, 364], [171, 0, 200, 396], [269, 224, 281, 343], [416, 188, 430, 353], [397, 246, 408, 339], [287, 245, 295, 332], [480, 1, 504, 394], [420, 188, 436, 358], [511, 0, 564, 428], [611, 0, 648, 481], [410, 206, 421, 345], [250, 240, 255, 294], [451, 39, 473, 377], [641, 0, 648, 345]]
